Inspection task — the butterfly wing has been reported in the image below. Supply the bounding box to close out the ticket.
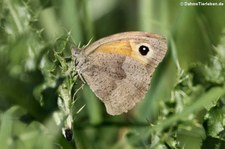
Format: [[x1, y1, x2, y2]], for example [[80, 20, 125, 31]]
[[77, 32, 167, 115]]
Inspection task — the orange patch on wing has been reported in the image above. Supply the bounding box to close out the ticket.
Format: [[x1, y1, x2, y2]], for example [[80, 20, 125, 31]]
[[95, 41, 148, 65], [96, 41, 132, 56]]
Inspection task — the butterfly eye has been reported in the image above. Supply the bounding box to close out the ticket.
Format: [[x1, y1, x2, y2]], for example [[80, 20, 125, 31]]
[[138, 45, 149, 56]]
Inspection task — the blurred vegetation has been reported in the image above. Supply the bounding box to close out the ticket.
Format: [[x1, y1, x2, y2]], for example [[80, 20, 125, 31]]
[[0, 0, 225, 148]]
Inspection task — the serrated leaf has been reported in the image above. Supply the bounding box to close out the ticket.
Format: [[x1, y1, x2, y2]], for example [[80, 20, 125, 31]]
[[205, 106, 225, 137]]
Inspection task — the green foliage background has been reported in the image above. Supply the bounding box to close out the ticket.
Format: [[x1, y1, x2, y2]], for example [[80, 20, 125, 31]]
[[0, 0, 225, 148]]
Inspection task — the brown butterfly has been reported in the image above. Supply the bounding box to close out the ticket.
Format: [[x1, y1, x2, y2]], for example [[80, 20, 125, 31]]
[[73, 32, 167, 115]]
